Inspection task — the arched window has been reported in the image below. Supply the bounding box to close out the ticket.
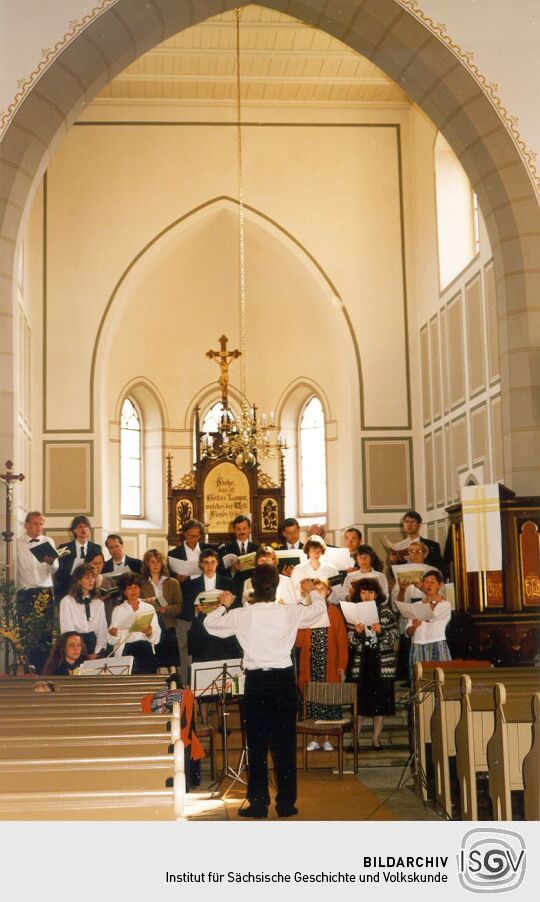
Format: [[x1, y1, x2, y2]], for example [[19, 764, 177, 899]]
[[120, 398, 142, 517], [434, 132, 476, 289], [299, 396, 327, 515], [201, 401, 233, 434]]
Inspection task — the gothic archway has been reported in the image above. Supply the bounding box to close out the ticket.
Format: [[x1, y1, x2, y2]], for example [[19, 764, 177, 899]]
[[0, 0, 538, 491]]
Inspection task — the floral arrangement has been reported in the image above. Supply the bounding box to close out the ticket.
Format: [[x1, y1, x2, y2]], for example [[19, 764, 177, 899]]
[[0, 570, 53, 670], [0, 574, 24, 660]]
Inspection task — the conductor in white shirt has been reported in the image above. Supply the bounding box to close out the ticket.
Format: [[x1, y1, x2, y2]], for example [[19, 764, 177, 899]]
[[16, 511, 58, 671], [204, 563, 326, 819]]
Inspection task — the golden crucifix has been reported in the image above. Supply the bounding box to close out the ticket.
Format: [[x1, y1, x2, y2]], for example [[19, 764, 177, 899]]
[[206, 335, 241, 408]]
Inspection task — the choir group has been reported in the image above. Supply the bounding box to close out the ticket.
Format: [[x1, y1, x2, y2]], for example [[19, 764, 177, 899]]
[[15, 509, 452, 817]]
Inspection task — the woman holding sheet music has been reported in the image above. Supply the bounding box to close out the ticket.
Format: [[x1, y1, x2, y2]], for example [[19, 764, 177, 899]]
[[290, 537, 339, 595], [404, 569, 451, 682], [342, 544, 389, 600], [347, 577, 398, 750], [140, 549, 182, 670], [108, 572, 160, 673], [243, 546, 297, 605]]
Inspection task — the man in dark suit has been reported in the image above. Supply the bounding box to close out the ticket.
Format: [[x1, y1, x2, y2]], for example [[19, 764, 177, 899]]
[[276, 517, 304, 551], [185, 547, 241, 670], [55, 515, 102, 600], [167, 518, 214, 683], [218, 514, 258, 595], [397, 510, 445, 574], [103, 534, 141, 575], [167, 519, 214, 583], [276, 517, 303, 577]]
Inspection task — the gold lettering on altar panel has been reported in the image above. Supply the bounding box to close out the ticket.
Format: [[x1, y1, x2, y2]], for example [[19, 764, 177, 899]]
[[520, 521, 540, 606], [204, 462, 250, 533]]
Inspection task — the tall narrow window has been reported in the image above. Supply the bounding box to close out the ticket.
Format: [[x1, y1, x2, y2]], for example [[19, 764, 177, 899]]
[[120, 398, 142, 517], [201, 401, 233, 434], [299, 396, 327, 515]]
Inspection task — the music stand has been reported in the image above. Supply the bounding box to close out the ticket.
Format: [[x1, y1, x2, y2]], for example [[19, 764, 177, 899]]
[[190, 658, 247, 795]]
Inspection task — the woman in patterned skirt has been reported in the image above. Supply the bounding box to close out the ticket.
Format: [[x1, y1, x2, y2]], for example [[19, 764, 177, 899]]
[[405, 569, 451, 684], [295, 579, 348, 752], [347, 577, 398, 749]]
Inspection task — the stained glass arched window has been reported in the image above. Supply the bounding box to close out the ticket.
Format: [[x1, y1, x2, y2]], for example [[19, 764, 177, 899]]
[[299, 396, 327, 515], [120, 398, 142, 517]]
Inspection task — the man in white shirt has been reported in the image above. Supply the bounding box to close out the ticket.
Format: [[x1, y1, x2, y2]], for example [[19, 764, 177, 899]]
[[205, 563, 325, 819], [16, 511, 58, 671]]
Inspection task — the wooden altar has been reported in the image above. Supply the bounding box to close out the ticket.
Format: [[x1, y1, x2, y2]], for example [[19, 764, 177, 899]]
[[167, 335, 286, 546], [446, 484, 540, 664], [167, 450, 285, 547]]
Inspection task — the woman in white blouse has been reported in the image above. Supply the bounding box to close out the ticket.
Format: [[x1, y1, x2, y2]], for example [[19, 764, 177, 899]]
[[59, 563, 108, 658], [405, 569, 451, 682], [108, 572, 161, 673], [243, 546, 298, 605], [291, 537, 339, 596]]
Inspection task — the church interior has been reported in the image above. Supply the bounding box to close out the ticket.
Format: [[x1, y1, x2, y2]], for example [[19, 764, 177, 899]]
[[0, 3, 538, 823]]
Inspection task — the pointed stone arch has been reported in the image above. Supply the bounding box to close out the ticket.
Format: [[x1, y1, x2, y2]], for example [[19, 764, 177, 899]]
[[0, 0, 538, 491]]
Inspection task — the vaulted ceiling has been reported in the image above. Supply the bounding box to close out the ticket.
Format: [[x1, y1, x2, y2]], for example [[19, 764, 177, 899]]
[[95, 5, 409, 107]]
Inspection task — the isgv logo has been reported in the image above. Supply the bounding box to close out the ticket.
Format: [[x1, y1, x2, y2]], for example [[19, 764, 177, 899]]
[[458, 829, 526, 893]]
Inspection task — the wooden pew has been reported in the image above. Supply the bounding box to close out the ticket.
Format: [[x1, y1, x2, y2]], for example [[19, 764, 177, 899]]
[[0, 783, 184, 820], [431, 668, 537, 818], [523, 694, 540, 821], [0, 681, 189, 820], [486, 684, 535, 820], [413, 663, 536, 804], [455, 675, 537, 820]]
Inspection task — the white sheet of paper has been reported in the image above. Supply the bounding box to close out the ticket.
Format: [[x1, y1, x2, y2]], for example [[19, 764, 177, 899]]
[[395, 600, 435, 621], [340, 600, 379, 626], [322, 547, 354, 570], [168, 556, 200, 577], [274, 549, 306, 565], [221, 553, 238, 570]]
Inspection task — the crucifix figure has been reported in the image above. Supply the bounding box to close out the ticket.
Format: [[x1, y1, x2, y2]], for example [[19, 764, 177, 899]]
[[206, 335, 241, 408], [1, 460, 25, 583]]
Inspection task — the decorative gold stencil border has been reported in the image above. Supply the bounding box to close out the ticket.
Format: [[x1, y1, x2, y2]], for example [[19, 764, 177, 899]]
[[397, 0, 539, 195], [0, 0, 117, 133]]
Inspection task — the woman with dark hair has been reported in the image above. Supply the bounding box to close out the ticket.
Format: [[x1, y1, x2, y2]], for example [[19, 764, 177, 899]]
[[204, 564, 326, 819], [347, 577, 398, 749], [342, 544, 389, 599], [405, 569, 451, 682], [140, 548, 182, 669], [59, 563, 108, 657], [108, 572, 160, 674], [42, 631, 88, 675]]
